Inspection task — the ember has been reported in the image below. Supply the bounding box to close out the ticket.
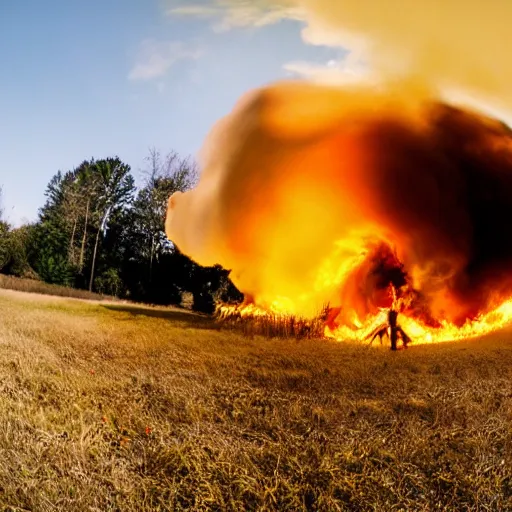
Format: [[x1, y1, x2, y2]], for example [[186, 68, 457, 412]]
[[165, 81, 512, 345]]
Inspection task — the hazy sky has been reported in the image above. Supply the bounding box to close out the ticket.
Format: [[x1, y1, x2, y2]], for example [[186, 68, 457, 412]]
[[0, 1, 347, 225]]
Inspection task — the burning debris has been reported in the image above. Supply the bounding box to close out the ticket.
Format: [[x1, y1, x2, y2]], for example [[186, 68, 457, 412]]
[[165, 81, 512, 345]]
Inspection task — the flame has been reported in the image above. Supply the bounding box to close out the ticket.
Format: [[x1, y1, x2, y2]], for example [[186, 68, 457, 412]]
[[217, 294, 512, 346], [326, 298, 512, 345], [166, 81, 512, 345]]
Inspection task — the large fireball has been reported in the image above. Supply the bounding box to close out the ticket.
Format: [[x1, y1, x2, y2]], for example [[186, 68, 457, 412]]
[[166, 81, 512, 342]]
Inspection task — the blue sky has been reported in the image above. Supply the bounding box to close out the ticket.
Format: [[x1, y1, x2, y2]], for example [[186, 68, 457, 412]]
[[0, 0, 344, 226]]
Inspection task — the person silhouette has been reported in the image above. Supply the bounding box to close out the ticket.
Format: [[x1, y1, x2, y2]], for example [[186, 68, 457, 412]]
[[368, 308, 411, 350]]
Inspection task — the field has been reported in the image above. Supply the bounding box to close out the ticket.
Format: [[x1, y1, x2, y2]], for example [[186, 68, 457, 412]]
[[0, 289, 510, 511], [0, 274, 115, 302]]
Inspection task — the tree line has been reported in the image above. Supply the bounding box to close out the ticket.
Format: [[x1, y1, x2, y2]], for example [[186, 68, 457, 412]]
[[0, 149, 242, 313]]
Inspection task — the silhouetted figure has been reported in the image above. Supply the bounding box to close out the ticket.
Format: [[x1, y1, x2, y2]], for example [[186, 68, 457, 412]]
[[388, 309, 399, 350], [368, 308, 411, 350]]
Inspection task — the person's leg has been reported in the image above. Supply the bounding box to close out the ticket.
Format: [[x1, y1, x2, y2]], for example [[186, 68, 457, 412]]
[[390, 327, 398, 351]]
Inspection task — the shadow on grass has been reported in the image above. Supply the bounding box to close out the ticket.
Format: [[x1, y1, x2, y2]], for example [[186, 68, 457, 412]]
[[101, 304, 217, 330]]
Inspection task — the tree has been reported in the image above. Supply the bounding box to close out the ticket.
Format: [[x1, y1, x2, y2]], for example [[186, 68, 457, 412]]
[[29, 157, 134, 291], [10, 148, 241, 312], [0, 220, 10, 272], [119, 148, 198, 303], [70, 160, 96, 271], [0, 187, 8, 271], [3, 225, 35, 277], [30, 220, 75, 285], [87, 157, 135, 291], [139, 147, 198, 283], [31, 172, 78, 285]]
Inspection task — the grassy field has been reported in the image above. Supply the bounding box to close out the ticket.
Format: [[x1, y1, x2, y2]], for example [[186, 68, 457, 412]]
[[0, 289, 510, 511], [0, 274, 116, 302]]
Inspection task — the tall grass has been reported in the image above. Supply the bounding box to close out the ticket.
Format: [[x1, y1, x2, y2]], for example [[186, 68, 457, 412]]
[[215, 303, 328, 339], [0, 273, 115, 301]]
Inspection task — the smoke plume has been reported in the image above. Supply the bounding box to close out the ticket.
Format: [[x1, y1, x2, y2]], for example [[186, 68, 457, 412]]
[[166, 81, 512, 326], [308, 0, 512, 108]]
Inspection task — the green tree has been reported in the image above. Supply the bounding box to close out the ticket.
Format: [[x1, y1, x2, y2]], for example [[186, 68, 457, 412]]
[[0, 220, 10, 272], [14, 149, 240, 311], [3, 225, 35, 277], [31, 157, 134, 291], [30, 172, 77, 284], [59, 159, 96, 270], [30, 220, 74, 285], [87, 157, 135, 291]]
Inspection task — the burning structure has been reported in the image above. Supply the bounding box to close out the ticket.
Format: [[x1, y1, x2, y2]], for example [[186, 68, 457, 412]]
[[164, 80, 512, 345]]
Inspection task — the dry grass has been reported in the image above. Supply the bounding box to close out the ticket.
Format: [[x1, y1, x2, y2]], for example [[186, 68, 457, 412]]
[[0, 274, 115, 302], [0, 289, 510, 510], [216, 306, 326, 339]]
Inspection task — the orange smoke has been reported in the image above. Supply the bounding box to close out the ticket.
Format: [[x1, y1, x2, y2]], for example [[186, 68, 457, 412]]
[[165, 80, 512, 338]]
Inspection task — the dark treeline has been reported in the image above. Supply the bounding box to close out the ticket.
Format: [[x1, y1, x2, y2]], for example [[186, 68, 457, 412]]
[[0, 149, 242, 313]]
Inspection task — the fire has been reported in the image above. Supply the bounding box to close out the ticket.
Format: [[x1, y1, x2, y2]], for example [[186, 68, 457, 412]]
[[325, 298, 512, 346], [166, 81, 512, 346], [217, 292, 512, 346]]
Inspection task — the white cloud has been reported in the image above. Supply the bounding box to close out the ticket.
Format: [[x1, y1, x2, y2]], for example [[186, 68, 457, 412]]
[[169, 1, 303, 32], [168, 2, 372, 88], [283, 51, 371, 86], [167, 2, 365, 73], [168, 1, 361, 49], [128, 39, 202, 81], [299, 17, 366, 51], [168, 5, 220, 17]]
